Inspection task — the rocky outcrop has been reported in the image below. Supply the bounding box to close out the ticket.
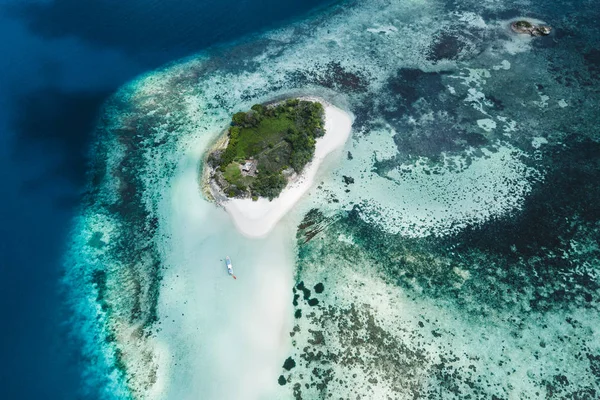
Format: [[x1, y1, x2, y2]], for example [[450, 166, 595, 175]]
[[510, 20, 552, 37]]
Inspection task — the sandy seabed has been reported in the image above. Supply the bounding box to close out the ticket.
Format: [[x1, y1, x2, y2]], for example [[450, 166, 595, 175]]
[[223, 101, 353, 238], [153, 142, 297, 400]]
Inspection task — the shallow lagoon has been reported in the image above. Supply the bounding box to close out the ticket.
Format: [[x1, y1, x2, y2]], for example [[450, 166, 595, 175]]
[[156, 151, 295, 399]]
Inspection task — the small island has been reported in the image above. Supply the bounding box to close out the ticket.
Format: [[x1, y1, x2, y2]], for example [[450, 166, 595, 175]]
[[207, 99, 325, 200], [203, 97, 353, 238]]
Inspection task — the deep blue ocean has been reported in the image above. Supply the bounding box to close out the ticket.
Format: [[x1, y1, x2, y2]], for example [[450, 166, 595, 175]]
[[0, 1, 333, 398]]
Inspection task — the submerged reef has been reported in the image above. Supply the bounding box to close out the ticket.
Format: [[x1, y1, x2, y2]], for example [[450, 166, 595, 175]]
[[288, 146, 600, 397], [66, 0, 600, 398]]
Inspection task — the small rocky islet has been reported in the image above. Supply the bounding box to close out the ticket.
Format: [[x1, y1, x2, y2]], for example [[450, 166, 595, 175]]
[[206, 99, 325, 201], [510, 19, 552, 36]]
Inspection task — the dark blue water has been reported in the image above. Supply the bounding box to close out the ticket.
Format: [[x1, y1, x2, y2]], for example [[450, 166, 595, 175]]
[[0, 1, 334, 398]]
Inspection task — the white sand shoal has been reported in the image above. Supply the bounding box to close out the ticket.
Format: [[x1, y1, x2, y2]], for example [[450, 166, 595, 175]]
[[224, 102, 353, 238]]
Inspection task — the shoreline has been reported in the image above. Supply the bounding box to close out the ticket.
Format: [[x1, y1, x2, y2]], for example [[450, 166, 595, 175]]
[[200, 129, 229, 203], [208, 99, 353, 238]]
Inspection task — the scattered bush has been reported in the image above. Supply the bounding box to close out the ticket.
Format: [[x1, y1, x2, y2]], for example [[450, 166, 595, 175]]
[[251, 104, 264, 114], [232, 112, 246, 126]]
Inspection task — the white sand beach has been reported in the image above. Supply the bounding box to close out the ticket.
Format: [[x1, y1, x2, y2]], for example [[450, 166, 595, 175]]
[[223, 101, 353, 238]]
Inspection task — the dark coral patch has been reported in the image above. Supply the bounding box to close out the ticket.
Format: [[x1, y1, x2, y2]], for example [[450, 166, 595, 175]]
[[426, 22, 487, 63], [314, 282, 324, 294], [386, 69, 447, 107], [283, 357, 296, 371], [288, 61, 369, 93], [302, 288, 311, 300], [427, 32, 466, 61]]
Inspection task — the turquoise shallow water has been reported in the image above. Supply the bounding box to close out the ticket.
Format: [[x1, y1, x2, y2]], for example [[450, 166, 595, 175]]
[[66, 0, 600, 398]]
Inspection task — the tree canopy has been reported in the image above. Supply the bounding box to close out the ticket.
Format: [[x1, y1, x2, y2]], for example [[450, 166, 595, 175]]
[[211, 99, 325, 200]]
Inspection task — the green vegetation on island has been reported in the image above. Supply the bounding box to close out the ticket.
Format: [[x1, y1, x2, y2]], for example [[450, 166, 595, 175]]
[[208, 99, 325, 200]]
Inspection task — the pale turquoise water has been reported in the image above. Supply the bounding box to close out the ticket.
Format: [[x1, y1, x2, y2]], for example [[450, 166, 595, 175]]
[[152, 142, 297, 399], [66, 0, 600, 398]]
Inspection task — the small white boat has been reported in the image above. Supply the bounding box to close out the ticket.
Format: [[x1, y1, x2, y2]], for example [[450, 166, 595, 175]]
[[225, 256, 237, 280]]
